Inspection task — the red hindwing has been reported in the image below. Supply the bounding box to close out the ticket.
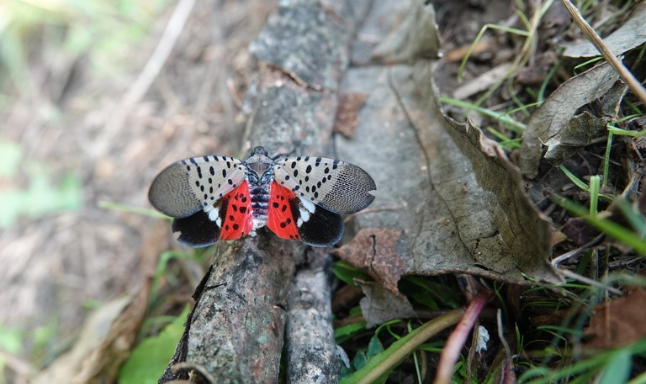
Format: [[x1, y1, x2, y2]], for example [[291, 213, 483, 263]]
[[267, 181, 300, 241], [219, 180, 254, 240]]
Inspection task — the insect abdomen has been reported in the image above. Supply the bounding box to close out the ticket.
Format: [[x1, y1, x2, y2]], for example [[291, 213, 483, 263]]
[[249, 184, 270, 229]]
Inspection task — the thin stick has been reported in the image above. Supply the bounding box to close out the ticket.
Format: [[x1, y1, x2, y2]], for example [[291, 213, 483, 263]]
[[561, 0, 646, 106], [559, 269, 623, 296], [96, 0, 197, 153]]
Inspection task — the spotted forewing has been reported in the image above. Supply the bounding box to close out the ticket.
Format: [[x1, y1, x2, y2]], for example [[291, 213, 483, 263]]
[[149, 147, 376, 247]]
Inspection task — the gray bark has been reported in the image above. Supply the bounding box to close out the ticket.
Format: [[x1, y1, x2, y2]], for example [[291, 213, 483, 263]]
[[286, 250, 339, 384]]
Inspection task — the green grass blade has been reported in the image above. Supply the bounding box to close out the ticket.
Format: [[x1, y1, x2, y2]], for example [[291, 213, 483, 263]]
[[553, 196, 646, 255], [597, 348, 631, 384], [607, 126, 646, 137], [440, 97, 527, 132], [340, 309, 464, 384], [335, 321, 367, 344], [602, 131, 613, 188], [616, 199, 646, 238], [559, 165, 589, 191], [589, 175, 600, 217], [558, 165, 613, 201]]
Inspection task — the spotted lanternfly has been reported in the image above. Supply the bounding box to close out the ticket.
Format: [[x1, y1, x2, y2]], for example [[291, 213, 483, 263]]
[[148, 146, 376, 247]]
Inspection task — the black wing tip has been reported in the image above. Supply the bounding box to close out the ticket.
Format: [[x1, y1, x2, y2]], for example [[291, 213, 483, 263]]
[[176, 236, 217, 248], [296, 204, 345, 247], [301, 226, 344, 247], [347, 162, 376, 186], [347, 161, 377, 197], [171, 210, 220, 248], [359, 167, 377, 192], [355, 165, 377, 212], [355, 192, 376, 213]]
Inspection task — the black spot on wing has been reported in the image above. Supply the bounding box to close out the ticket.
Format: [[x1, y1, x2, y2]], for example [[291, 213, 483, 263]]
[[171, 210, 220, 248], [289, 200, 344, 247]]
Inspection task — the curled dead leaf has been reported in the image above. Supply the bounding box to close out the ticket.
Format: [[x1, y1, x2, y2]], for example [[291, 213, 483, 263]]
[[337, 1, 561, 285], [520, 62, 620, 178], [371, 0, 440, 62], [30, 297, 132, 384], [359, 283, 416, 328], [543, 111, 607, 164]]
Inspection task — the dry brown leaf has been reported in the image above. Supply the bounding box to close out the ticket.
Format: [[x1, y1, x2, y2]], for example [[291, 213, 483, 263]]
[[333, 228, 404, 294], [336, 0, 561, 285], [371, 0, 441, 62], [31, 221, 164, 384], [543, 111, 608, 164], [585, 288, 646, 349], [563, 3, 646, 58], [75, 288, 150, 384], [520, 62, 620, 178], [333, 92, 369, 138], [359, 283, 417, 328]]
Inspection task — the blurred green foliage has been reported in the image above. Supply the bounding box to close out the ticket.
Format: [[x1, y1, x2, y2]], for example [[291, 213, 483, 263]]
[[118, 306, 189, 384], [0, 139, 82, 227], [0, 0, 169, 90], [0, 326, 22, 382]]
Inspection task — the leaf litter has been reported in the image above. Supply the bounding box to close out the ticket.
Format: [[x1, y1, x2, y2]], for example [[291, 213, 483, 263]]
[[585, 286, 646, 350], [359, 284, 416, 328], [520, 62, 620, 178], [333, 228, 405, 294], [337, 0, 561, 287], [334, 0, 646, 381], [4, 0, 646, 382], [563, 2, 646, 58]]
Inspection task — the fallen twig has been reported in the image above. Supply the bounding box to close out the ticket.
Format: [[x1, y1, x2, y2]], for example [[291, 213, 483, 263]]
[[561, 0, 646, 105]]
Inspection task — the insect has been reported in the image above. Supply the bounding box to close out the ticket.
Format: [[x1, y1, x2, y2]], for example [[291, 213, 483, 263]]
[[149, 146, 376, 247]]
